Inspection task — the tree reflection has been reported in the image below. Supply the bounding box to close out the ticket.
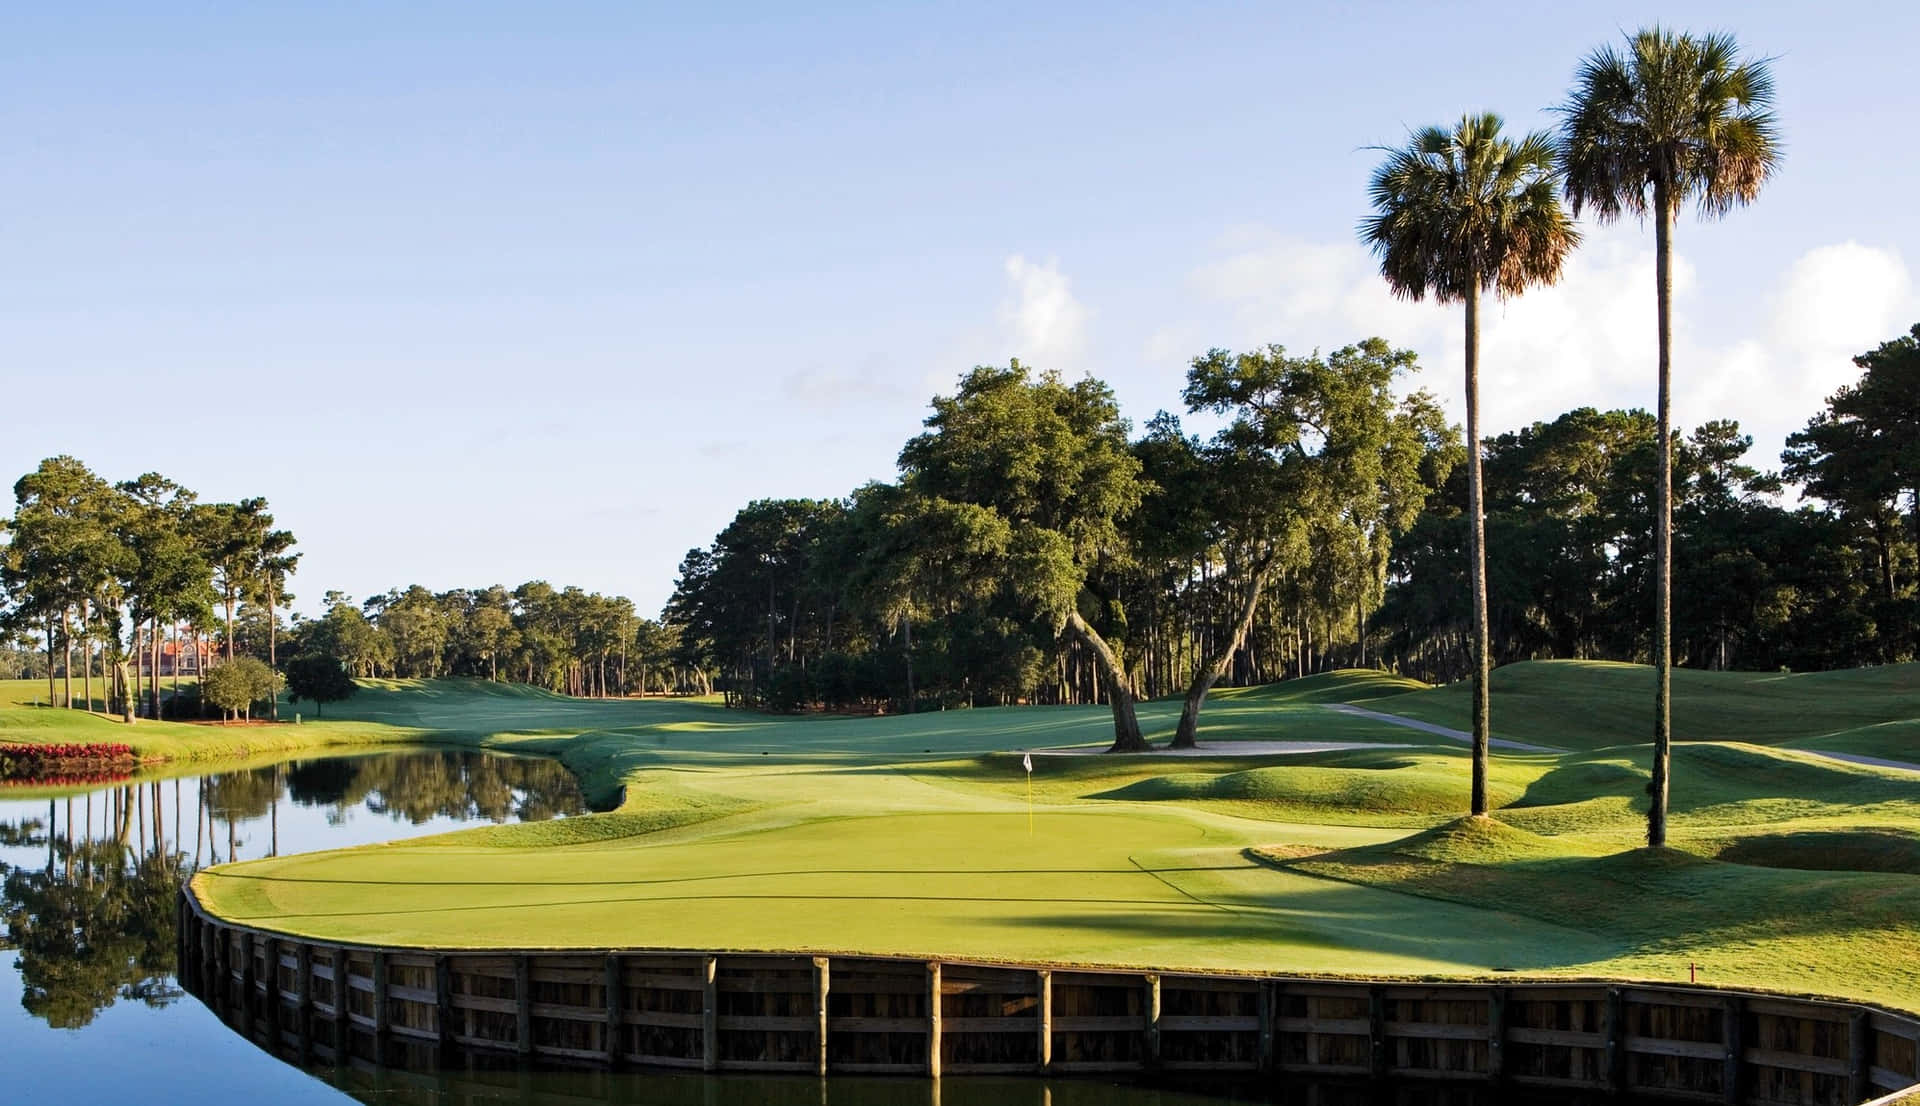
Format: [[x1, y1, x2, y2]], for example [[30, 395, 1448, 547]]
[[1, 751, 583, 1028], [2, 836, 180, 1028]]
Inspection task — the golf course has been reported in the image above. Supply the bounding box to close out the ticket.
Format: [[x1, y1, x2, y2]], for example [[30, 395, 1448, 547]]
[[33, 659, 1891, 1015]]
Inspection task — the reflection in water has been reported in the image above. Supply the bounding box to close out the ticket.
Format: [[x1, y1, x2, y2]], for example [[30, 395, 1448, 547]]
[[0, 751, 585, 1029]]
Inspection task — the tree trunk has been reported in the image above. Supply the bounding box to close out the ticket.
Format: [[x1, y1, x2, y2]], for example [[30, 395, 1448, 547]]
[[1648, 186, 1675, 849], [903, 617, 915, 713], [1172, 559, 1268, 749], [46, 613, 57, 709], [1465, 283, 1493, 818], [1065, 610, 1147, 752], [267, 574, 278, 720]]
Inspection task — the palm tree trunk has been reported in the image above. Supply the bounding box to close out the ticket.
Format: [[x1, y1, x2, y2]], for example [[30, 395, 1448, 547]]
[[1466, 283, 1492, 818], [1648, 184, 1675, 849]]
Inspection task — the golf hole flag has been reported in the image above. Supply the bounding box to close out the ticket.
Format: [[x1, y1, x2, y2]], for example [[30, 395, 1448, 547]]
[[1022, 752, 1034, 834]]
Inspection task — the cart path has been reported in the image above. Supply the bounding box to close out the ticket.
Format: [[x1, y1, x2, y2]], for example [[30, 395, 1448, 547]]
[[1319, 703, 1566, 753]]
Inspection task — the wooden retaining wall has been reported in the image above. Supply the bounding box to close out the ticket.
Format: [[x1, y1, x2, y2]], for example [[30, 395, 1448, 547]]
[[177, 889, 1920, 1105]]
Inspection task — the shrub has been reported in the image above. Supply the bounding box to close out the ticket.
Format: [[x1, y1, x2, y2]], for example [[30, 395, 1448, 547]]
[[202, 657, 278, 720]]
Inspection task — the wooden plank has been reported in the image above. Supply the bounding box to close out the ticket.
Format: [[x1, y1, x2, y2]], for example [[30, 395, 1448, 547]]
[[1368, 986, 1387, 1081], [1625, 1035, 1725, 1061], [452, 994, 520, 1015], [434, 956, 454, 1055], [943, 1017, 1040, 1034], [1055, 1016, 1152, 1033], [1277, 1017, 1371, 1036], [1488, 987, 1507, 1082], [1852, 1008, 1874, 1105], [515, 956, 533, 1057], [1158, 1015, 1260, 1031], [1509, 1027, 1605, 1048], [371, 952, 389, 1044], [1746, 998, 1851, 1022], [1870, 1013, 1920, 1041], [1625, 987, 1726, 1010], [1258, 983, 1275, 1072], [701, 955, 718, 1073], [1603, 986, 1625, 1094], [603, 954, 622, 1069], [927, 962, 942, 1079], [1870, 1065, 1919, 1092], [627, 1010, 705, 1030], [1723, 995, 1744, 1106], [1385, 1021, 1495, 1041], [1037, 969, 1052, 1072], [529, 1001, 609, 1021], [1145, 973, 1161, 1068], [813, 957, 830, 1077], [1742, 1047, 1853, 1077], [827, 1016, 926, 1033]]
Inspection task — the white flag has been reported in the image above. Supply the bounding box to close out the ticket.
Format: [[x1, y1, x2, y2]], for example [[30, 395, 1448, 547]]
[[1022, 752, 1033, 773]]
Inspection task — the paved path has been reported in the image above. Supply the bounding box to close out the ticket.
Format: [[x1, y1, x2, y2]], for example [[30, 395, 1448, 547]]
[[1806, 750, 1920, 774], [1320, 704, 1566, 754], [1037, 740, 1416, 757], [1325, 704, 1920, 774]]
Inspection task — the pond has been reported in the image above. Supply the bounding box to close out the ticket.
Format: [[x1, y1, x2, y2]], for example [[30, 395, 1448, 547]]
[[0, 748, 1614, 1106]]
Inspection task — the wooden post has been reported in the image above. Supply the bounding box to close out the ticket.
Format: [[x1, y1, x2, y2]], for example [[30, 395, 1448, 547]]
[[927, 962, 943, 1079], [1722, 995, 1745, 1106], [263, 936, 279, 1022], [1849, 1008, 1872, 1106], [297, 942, 315, 1059], [1037, 969, 1053, 1072], [1603, 987, 1625, 1093], [1367, 985, 1388, 1081], [371, 952, 390, 1049], [200, 918, 216, 996], [240, 932, 257, 1025], [515, 955, 534, 1057], [813, 957, 831, 1077], [1145, 973, 1162, 1068], [604, 954, 624, 1068], [1487, 987, 1508, 1081], [702, 955, 719, 1073], [1257, 981, 1275, 1072], [332, 949, 351, 1046], [435, 955, 455, 1059]]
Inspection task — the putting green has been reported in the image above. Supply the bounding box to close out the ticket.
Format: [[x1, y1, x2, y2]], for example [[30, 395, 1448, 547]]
[[67, 662, 1916, 1011]]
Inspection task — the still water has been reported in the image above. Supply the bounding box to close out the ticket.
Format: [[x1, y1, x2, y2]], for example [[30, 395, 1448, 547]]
[[0, 749, 1599, 1106]]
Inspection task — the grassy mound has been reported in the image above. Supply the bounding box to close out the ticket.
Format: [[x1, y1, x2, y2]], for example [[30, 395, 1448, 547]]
[[1208, 668, 1430, 704], [1707, 829, 1920, 875], [1094, 749, 1516, 822]]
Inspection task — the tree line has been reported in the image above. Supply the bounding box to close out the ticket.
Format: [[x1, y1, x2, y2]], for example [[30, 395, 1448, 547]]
[[0, 457, 297, 721], [290, 584, 700, 698]]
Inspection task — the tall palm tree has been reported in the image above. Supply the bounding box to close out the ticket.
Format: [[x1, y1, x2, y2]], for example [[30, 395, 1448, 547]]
[[1559, 28, 1780, 848], [1362, 113, 1578, 817]]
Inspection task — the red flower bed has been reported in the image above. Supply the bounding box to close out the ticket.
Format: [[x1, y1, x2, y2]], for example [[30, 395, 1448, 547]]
[[0, 742, 139, 783], [0, 742, 134, 760]]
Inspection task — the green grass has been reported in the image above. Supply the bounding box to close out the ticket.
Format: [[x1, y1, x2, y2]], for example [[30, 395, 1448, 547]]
[[10, 663, 1911, 1010]]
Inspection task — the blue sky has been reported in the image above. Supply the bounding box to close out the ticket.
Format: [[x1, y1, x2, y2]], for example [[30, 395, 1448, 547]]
[[6, 2, 1917, 618]]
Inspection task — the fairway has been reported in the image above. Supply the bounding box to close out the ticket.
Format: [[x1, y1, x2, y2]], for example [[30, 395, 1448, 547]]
[[167, 661, 1920, 1014]]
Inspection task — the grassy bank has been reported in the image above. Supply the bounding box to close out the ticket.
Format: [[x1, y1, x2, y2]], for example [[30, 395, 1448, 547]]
[[171, 660, 1920, 1013]]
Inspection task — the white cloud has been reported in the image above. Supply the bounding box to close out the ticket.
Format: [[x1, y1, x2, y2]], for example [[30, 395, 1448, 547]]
[[1166, 225, 1918, 470], [999, 254, 1089, 370]]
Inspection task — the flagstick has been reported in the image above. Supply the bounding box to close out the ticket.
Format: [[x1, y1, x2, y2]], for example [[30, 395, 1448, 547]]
[[1027, 771, 1033, 836]]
